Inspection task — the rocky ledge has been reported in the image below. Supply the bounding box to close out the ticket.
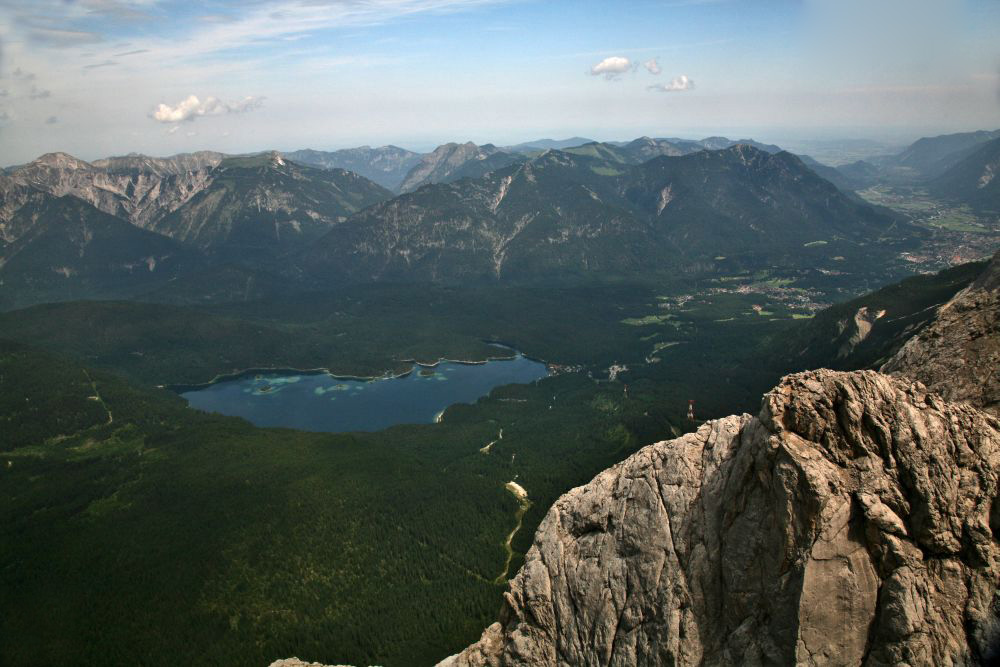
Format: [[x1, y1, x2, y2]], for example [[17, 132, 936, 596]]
[[882, 250, 999, 416], [441, 370, 1000, 666]]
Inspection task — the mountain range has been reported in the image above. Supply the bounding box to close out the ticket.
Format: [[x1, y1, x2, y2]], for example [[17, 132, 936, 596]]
[[5, 150, 221, 228], [294, 145, 905, 284], [504, 137, 597, 152], [0, 176, 204, 309], [282, 145, 422, 191], [285, 135, 785, 195], [888, 129, 1000, 179], [812, 128, 1000, 191], [397, 142, 528, 193], [5, 129, 999, 310], [146, 152, 392, 260]]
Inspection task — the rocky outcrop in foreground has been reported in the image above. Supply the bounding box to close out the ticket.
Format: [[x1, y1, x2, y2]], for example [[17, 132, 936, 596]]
[[442, 370, 1000, 666], [882, 250, 1000, 416]]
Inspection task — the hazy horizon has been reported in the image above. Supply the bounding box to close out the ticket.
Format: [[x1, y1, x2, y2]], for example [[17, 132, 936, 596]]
[[2, 0, 999, 165], [3, 125, 988, 168]]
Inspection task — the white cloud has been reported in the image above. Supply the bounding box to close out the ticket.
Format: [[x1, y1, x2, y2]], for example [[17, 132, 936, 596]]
[[151, 94, 264, 123], [648, 74, 695, 92], [590, 56, 632, 79], [644, 58, 661, 75]]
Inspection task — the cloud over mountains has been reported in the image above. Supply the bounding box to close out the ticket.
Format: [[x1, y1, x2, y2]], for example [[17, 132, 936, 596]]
[[151, 95, 264, 123], [590, 56, 633, 79], [649, 74, 695, 92]]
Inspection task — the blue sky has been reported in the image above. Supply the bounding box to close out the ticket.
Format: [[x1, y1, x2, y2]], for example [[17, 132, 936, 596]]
[[1, 0, 998, 163]]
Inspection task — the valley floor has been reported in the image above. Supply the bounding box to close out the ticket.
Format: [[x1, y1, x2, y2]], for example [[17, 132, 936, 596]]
[[1, 238, 998, 666]]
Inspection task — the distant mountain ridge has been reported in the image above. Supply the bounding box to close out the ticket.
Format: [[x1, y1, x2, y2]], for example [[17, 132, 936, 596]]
[[564, 136, 783, 165], [929, 136, 1000, 213], [294, 144, 907, 284], [396, 136, 786, 194], [890, 129, 1000, 178], [504, 137, 597, 152], [398, 142, 527, 193], [0, 175, 204, 310], [0, 134, 936, 308], [769, 128, 1000, 196], [282, 146, 421, 191], [6, 151, 221, 229], [0, 150, 393, 307], [621, 145, 901, 257], [148, 152, 392, 260]]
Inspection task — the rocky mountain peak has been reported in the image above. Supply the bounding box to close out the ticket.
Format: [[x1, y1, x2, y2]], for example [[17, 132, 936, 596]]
[[398, 141, 519, 192], [7, 150, 218, 232], [30, 152, 92, 171], [442, 369, 1000, 666], [217, 152, 291, 172], [90, 151, 224, 175], [281, 146, 422, 190], [725, 142, 768, 164]]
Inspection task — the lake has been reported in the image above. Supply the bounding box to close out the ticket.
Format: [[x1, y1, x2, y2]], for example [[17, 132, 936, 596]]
[[178, 354, 549, 433]]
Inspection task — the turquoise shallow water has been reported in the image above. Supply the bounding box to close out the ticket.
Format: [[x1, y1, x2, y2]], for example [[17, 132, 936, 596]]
[[178, 354, 549, 433]]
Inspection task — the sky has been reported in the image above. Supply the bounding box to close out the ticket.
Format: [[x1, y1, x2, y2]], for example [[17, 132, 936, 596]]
[[0, 0, 999, 164]]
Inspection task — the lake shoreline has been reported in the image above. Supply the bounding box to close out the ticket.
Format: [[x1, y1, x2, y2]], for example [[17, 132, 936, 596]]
[[166, 345, 547, 393], [173, 352, 552, 433]]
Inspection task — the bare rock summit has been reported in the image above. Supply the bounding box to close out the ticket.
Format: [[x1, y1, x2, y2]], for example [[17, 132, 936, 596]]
[[441, 370, 1000, 666]]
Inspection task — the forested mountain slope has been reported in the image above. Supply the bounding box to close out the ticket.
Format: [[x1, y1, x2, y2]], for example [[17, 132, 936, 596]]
[[148, 152, 392, 259], [295, 145, 911, 284], [0, 181, 204, 310]]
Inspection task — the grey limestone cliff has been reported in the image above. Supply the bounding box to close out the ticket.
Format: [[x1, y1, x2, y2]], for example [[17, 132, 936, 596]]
[[441, 369, 1000, 666]]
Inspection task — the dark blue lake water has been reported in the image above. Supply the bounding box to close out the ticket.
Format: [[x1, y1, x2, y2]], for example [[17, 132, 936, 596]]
[[178, 354, 549, 433]]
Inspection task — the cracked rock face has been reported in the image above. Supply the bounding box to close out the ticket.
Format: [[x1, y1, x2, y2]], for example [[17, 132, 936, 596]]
[[882, 251, 1000, 416], [440, 370, 1000, 666]]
